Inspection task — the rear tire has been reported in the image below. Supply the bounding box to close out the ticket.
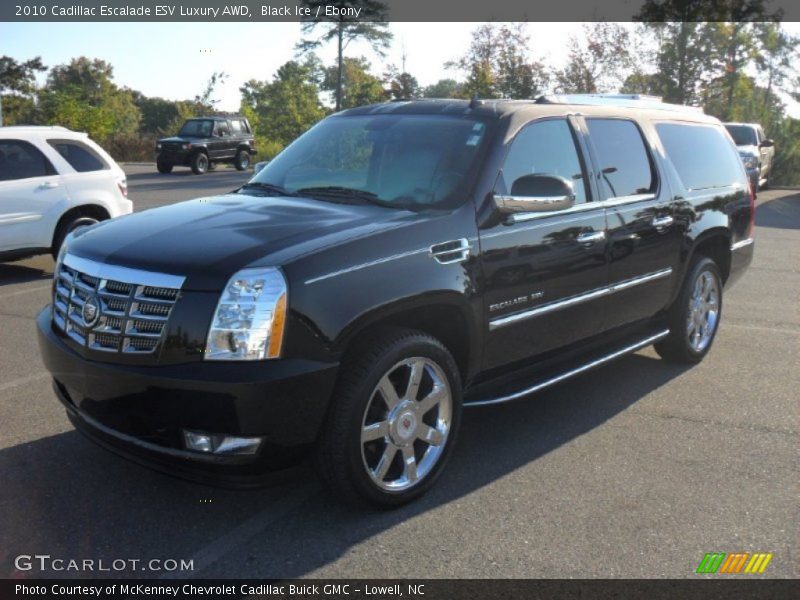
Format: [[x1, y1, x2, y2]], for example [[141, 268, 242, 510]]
[[655, 257, 723, 364], [234, 149, 250, 171], [51, 215, 100, 259], [190, 153, 209, 175], [315, 328, 462, 508], [156, 160, 173, 174]]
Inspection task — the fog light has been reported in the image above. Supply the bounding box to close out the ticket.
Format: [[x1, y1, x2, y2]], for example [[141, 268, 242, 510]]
[[182, 430, 263, 456]]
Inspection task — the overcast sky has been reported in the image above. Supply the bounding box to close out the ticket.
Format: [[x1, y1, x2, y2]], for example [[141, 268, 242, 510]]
[[2, 21, 799, 115]]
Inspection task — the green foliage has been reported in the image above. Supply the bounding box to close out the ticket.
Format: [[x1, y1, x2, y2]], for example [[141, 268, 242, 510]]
[[0, 55, 46, 95], [555, 23, 634, 94], [422, 79, 464, 99], [322, 57, 387, 109]]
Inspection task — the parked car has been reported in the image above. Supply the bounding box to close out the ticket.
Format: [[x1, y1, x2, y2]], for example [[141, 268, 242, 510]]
[[156, 116, 256, 175], [0, 126, 131, 263], [724, 122, 775, 190], [38, 96, 754, 507]]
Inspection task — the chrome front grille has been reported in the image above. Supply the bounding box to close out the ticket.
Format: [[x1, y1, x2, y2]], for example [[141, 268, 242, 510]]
[[53, 254, 185, 355]]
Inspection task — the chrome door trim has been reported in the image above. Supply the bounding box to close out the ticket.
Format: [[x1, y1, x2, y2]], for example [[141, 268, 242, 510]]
[[489, 267, 673, 330], [505, 193, 657, 224], [304, 248, 429, 285], [466, 329, 670, 407]]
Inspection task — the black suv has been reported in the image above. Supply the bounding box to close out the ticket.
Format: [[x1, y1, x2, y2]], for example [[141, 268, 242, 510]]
[[155, 116, 255, 175], [38, 96, 754, 506]]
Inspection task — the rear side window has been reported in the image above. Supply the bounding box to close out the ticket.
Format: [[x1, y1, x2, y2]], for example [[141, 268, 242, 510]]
[[656, 123, 746, 191], [0, 139, 56, 181], [47, 139, 108, 172], [499, 119, 588, 204], [230, 120, 242, 134], [586, 119, 656, 198]]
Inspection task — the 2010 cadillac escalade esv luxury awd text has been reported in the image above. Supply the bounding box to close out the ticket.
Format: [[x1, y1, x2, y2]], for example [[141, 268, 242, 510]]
[[37, 96, 755, 506]]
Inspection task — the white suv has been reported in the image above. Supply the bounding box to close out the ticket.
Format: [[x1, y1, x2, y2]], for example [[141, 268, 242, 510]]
[[0, 126, 132, 262]]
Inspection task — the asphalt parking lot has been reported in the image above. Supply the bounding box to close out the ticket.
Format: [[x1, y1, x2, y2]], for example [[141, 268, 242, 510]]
[[0, 164, 797, 579]]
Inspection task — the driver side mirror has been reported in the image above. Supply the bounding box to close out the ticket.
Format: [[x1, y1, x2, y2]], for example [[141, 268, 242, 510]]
[[760, 139, 774, 148], [493, 174, 576, 216]]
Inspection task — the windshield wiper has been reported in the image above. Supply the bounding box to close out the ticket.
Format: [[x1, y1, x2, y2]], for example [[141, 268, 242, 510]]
[[296, 186, 401, 208], [237, 182, 297, 196]]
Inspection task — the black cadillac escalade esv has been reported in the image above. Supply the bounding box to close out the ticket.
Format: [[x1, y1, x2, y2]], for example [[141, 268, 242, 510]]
[[37, 96, 754, 506], [155, 116, 255, 175]]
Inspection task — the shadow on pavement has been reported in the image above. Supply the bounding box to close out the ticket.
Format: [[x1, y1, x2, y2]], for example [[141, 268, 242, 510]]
[[756, 192, 799, 230], [0, 352, 690, 579], [0, 260, 52, 287]]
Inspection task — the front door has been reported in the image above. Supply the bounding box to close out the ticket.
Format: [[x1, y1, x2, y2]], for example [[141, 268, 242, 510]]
[[478, 117, 609, 370]]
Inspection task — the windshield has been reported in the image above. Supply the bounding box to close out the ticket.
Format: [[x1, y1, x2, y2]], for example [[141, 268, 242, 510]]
[[725, 125, 757, 146], [249, 114, 491, 208], [179, 119, 214, 137]]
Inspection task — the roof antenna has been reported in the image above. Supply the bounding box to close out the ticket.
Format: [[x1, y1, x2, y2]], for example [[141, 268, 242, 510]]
[[469, 94, 482, 110]]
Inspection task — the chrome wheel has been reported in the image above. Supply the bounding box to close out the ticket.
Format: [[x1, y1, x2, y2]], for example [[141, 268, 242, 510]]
[[686, 270, 720, 353], [360, 357, 452, 492]]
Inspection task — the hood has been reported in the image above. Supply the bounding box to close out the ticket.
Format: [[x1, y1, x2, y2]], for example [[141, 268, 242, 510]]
[[67, 194, 419, 290], [158, 135, 198, 144], [737, 144, 759, 157]]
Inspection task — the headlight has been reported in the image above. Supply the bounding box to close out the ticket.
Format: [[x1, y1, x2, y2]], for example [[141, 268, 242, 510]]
[[205, 267, 288, 361], [182, 143, 192, 150], [742, 156, 758, 170], [156, 142, 162, 150]]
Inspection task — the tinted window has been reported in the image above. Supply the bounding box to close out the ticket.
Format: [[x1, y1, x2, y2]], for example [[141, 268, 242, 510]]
[[658, 123, 747, 191], [724, 125, 757, 146], [0, 139, 55, 181], [214, 121, 231, 136], [178, 120, 213, 137], [499, 119, 588, 203], [47, 139, 107, 172], [586, 119, 656, 198]]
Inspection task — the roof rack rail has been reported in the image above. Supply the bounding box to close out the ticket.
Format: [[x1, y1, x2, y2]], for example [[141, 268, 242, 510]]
[[535, 94, 704, 113]]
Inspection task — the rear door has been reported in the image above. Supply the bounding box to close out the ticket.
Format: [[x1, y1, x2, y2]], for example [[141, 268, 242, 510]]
[[0, 138, 65, 251], [580, 117, 681, 329], [479, 117, 609, 370]]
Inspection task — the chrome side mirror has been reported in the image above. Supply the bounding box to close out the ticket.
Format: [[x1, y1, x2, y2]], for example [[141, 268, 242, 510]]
[[253, 161, 269, 174], [493, 174, 576, 215]]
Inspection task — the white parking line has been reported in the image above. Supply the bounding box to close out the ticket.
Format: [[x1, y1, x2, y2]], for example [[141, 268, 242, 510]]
[[0, 373, 49, 393], [0, 284, 51, 300]]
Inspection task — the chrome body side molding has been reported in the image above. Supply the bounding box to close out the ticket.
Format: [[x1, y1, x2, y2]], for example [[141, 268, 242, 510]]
[[489, 268, 673, 330], [304, 248, 429, 285], [466, 329, 670, 407]]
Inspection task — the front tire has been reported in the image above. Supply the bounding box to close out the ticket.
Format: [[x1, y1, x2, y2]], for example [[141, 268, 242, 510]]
[[234, 149, 250, 171], [655, 257, 723, 364], [51, 216, 100, 259], [190, 153, 209, 175], [156, 160, 173, 174], [315, 329, 462, 507]]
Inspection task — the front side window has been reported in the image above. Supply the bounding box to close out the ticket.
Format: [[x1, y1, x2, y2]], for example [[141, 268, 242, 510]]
[[0, 139, 56, 181], [47, 139, 108, 172], [251, 114, 492, 208], [214, 121, 231, 137], [724, 124, 757, 146], [657, 122, 747, 191], [497, 119, 588, 204], [178, 120, 213, 137], [586, 119, 656, 199]]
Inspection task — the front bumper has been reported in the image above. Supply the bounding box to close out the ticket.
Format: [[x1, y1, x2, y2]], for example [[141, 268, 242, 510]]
[[37, 306, 339, 486]]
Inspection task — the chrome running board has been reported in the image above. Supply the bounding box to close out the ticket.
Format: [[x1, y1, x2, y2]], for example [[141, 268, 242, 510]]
[[466, 329, 670, 407]]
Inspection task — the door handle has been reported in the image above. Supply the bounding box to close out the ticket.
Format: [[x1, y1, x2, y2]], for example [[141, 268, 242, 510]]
[[652, 215, 674, 229], [576, 231, 606, 244], [38, 181, 59, 189]]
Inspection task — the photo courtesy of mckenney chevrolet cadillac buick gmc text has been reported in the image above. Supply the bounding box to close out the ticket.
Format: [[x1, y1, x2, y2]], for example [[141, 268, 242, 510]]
[[37, 94, 754, 507]]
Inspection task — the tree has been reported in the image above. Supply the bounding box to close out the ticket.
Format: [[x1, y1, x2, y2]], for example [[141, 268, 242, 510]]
[[193, 71, 229, 115], [296, 1, 392, 111], [240, 60, 326, 150], [322, 57, 387, 109], [448, 23, 548, 99], [384, 66, 420, 99], [555, 23, 633, 94], [422, 79, 464, 99], [754, 23, 798, 126], [0, 55, 46, 125]]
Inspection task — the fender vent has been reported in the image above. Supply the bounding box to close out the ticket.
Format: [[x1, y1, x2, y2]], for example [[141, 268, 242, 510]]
[[429, 239, 471, 265]]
